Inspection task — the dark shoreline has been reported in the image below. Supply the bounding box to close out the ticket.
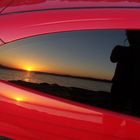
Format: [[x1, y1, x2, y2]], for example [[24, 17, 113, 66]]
[[9, 80, 111, 109], [34, 71, 112, 83]]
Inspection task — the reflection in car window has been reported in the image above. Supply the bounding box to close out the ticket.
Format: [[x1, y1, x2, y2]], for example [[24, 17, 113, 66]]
[[0, 30, 134, 115]]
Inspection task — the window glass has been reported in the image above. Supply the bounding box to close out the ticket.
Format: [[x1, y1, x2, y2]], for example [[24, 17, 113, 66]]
[[1, 30, 139, 116]]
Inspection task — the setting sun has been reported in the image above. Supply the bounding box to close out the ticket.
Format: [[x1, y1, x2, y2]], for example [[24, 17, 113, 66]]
[[27, 68, 32, 71], [25, 67, 33, 72], [15, 97, 24, 102]]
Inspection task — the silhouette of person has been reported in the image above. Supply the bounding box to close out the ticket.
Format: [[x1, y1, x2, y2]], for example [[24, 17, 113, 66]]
[[110, 30, 140, 116]]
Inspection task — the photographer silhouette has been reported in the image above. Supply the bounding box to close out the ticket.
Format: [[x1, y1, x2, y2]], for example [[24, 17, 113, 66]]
[[110, 30, 140, 116]]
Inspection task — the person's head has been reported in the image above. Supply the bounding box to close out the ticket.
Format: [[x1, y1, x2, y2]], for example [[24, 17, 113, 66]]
[[126, 30, 140, 46]]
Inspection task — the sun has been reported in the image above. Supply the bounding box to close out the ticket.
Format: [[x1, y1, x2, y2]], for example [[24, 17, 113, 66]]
[[26, 68, 32, 71], [15, 97, 24, 102], [24, 67, 33, 72]]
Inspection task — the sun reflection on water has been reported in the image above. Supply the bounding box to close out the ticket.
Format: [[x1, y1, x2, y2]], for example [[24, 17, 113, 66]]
[[23, 70, 32, 82]]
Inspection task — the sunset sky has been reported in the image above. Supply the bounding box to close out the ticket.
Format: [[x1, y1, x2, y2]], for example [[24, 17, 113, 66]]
[[0, 30, 127, 80]]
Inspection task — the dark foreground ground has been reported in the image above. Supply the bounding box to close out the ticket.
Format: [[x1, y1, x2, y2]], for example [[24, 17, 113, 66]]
[[9, 80, 111, 109]]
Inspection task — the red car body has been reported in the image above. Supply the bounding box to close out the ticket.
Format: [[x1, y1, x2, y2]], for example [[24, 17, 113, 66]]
[[0, 0, 140, 140]]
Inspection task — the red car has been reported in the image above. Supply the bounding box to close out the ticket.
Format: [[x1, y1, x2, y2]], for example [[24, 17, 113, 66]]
[[0, 0, 140, 140]]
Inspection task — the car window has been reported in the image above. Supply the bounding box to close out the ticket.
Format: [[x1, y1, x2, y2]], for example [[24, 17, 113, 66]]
[[1, 30, 139, 117]]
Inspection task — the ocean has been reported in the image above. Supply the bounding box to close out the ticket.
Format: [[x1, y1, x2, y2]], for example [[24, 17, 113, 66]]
[[0, 69, 112, 92]]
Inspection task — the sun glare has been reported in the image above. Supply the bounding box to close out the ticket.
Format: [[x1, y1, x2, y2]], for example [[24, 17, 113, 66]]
[[27, 68, 32, 71], [15, 97, 23, 102], [25, 67, 33, 72]]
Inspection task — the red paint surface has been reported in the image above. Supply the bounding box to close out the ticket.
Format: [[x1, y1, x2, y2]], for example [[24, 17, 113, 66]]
[[1, 9, 140, 43], [1, 80, 140, 140], [0, 0, 11, 13], [1, 0, 140, 15]]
